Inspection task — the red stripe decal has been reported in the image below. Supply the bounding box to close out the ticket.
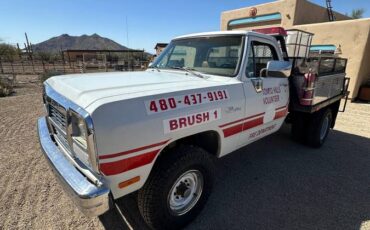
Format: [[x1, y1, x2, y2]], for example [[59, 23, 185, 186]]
[[222, 116, 264, 138], [100, 150, 160, 176], [99, 140, 170, 160], [274, 108, 288, 120], [242, 117, 264, 130], [219, 112, 265, 128], [222, 123, 244, 138], [221, 106, 288, 138], [275, 105, 287, 111]]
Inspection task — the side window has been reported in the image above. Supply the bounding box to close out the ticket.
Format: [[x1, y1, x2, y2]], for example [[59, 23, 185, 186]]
[[246, 41, 278, 78]]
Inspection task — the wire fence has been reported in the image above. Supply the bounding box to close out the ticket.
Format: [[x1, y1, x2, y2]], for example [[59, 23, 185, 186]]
[[0, 59, 150, 75]]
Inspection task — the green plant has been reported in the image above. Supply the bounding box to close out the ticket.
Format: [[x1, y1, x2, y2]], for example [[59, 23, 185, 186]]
[[0, 75, 15, 97]]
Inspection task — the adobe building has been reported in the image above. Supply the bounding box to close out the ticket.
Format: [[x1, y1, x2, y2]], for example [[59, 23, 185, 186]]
[[221, 0, 370, 99]]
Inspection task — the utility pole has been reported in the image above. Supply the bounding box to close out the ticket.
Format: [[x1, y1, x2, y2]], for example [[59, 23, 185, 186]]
[[126, 16, 129, 48], [125, 16, 132, 70]]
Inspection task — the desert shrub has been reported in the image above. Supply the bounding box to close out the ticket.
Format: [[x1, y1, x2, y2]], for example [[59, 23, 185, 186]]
[[0, 75, 15, 97], [40, 70, 64, 82], [0, 43, 19, 61]]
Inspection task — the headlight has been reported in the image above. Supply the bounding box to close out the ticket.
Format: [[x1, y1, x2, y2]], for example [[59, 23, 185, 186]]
[[67, 109, 99, 173], [70, 113, 88, 149]]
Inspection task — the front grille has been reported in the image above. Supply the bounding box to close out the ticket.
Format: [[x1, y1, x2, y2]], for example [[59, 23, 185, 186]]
[[49, 102, 67, 130], [46, 97, 71, 153]]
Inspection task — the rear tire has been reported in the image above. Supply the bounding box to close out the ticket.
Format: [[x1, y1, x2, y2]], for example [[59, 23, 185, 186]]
[[137, 145, 215, 230], [306, 108, 333, 148]]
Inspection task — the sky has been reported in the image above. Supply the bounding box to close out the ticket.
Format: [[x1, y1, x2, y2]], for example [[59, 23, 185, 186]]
[[1, 0, 369, 53]]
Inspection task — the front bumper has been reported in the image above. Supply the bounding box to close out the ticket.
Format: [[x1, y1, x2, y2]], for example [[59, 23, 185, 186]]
[[37, 117, 110, 217]]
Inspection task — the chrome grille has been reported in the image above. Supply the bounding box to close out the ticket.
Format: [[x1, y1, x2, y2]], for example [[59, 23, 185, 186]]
[[49, 102, 67, 130], [46, 97, 71, 153]]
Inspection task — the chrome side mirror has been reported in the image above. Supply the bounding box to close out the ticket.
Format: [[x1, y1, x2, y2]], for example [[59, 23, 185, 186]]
[[266, 61, 292, 78]]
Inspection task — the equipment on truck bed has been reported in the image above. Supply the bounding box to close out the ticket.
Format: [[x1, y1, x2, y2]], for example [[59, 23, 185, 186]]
[[253, 27, 349, 113]]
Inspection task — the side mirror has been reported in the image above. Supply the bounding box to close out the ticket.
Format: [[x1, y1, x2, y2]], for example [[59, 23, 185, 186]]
[[266, 61, 291, 78]]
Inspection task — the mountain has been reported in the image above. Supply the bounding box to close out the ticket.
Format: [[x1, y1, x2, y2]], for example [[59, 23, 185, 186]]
[[32, 33, 129, 52]]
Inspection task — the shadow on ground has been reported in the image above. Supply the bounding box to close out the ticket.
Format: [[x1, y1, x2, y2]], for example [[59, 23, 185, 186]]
[[99, 125, 370, 230]]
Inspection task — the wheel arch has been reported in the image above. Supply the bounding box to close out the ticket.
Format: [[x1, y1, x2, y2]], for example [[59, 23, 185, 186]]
[[157, 130, 222, 161], [107, 130, 222, 199]]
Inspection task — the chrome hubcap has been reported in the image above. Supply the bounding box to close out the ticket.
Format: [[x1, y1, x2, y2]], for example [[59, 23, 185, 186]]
[[168, 170, 203, 216], [320, 116, 330, 141]]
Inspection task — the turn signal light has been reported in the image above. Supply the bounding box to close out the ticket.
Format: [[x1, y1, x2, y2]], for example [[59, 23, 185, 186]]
[[118, 176, 140, 189]]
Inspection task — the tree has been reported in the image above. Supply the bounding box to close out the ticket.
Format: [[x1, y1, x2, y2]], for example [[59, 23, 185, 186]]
[[350, 8, 365, 19]]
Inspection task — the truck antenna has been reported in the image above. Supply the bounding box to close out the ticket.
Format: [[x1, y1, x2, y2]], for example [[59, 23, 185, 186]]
[[126, 16, 129, 48]]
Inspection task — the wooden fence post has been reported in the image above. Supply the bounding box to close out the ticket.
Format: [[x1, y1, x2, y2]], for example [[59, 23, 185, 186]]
[[0, 57, 3, 74], [10, 61, 15, 74]]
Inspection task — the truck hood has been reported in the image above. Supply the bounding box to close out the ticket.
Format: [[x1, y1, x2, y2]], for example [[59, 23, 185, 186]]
[[46, 70, 239, 110]]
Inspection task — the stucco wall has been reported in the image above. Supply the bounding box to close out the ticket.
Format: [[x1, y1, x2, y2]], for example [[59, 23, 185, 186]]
[[221, 0, 296, 30], [221, 0, 350, 31], [294, 0, 350, 25], [293, 19, 370, 99], [357, 29, 370, 87]]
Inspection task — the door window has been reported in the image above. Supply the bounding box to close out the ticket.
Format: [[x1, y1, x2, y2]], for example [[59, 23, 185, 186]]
[[246, 41, 278, 78]]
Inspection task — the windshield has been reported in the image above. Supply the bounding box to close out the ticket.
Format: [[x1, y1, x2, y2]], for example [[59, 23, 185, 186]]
[[151, 35, 244, 77]]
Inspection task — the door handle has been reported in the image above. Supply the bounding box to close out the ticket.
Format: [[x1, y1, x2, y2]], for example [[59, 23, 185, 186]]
[[251, 78, 263, 93]]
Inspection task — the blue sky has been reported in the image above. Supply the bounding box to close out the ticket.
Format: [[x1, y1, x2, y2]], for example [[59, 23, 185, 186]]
[[1, 0, 369, 53]]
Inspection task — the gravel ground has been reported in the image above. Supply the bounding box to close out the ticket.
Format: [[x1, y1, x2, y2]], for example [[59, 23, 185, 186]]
[[0, 77, 369, 230]]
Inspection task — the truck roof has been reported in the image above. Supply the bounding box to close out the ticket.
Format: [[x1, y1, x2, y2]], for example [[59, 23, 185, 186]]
[[174, 30, 270, 40]]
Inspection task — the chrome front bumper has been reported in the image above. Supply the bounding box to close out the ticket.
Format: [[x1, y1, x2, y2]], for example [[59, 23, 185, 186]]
[[37, 117, 111, 217]]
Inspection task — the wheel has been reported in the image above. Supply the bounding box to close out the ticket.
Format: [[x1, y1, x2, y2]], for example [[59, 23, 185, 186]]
[[137, 145, 215, 230], [306, 108, 333, 148]]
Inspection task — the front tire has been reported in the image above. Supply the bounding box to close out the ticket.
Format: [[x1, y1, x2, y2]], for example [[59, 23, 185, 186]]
[[137, 145, 215, 230]]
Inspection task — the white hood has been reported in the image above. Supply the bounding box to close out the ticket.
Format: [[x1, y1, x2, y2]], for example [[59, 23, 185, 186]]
[[46, 70, 239, 109]]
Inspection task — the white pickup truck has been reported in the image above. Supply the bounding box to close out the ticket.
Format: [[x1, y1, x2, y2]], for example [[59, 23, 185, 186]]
[[37, 28, 348, 229]]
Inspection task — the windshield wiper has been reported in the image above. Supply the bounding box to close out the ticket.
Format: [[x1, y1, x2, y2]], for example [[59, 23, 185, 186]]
[[169, 67, 205, 79], [149, 65, 161, 72]]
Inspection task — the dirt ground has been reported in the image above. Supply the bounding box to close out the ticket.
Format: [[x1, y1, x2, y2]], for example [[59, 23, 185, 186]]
[[0, 76, 369, 230]]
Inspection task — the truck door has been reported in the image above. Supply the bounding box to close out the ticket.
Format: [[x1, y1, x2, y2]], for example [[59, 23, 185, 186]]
[[239, 37, 289, 147]]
